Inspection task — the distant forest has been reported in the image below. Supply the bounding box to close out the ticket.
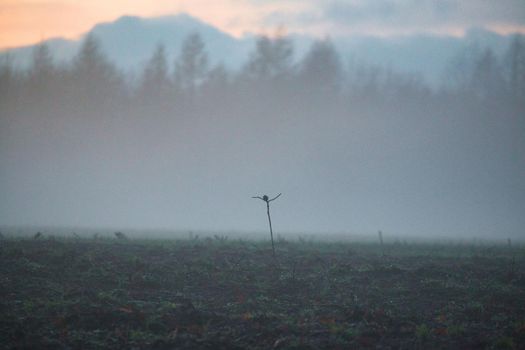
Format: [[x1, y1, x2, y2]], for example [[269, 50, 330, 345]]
[[1, 32, 524, 234], [1, 32, 524, 122]]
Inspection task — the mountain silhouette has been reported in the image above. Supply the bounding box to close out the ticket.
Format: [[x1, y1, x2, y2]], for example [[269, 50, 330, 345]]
[[2, 13, 252, 71], [0, 13, 516, 86]]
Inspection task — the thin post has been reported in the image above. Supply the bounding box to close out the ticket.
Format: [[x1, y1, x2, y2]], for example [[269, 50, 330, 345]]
[[378, 230, 384, 256], [266, 200, 275, 257], [253, 193, 282, 258]]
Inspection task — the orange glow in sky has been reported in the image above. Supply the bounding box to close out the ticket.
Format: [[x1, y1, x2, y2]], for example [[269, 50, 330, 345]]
[[0, 0, 304, 49], [1, 0, 524, 50]]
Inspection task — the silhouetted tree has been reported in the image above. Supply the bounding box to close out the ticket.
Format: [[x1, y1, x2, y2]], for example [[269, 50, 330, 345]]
[[202, 63, 230, 103], [73, 34, 115, 82], [26, 43, 60, 111], [346, 62, 386, 103], [243, 34, 294, 82], [505, 34, 525, 105], [70, 34, 121, 111], [444, 43, 483, 94], [29, 43, 55, 81], [205, 64, 229, 89], [174, 32, 209, 101], [470, 48, 504, 100], [299, 38, 342, 94], [138, 43, 172, 108], [0, 55, 16, 103]]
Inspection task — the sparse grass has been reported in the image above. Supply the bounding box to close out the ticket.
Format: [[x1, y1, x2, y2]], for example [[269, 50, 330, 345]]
[[0, 235, 524, 349]]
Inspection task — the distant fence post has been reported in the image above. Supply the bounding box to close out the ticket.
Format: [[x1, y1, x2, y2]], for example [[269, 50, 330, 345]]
[[378, 230, 384, 255]]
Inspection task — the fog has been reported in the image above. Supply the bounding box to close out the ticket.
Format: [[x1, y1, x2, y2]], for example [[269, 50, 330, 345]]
[[1, 33, 524, 239]]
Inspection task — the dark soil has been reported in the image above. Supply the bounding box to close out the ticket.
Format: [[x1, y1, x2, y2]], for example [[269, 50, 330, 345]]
[[1, 237, 524, 349]]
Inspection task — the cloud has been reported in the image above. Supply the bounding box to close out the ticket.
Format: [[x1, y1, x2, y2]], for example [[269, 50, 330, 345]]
[[253, 0, 525, 37], [336, 0, 525, 34], [2, 0, 524, 49], [324, 0, 525, 26]]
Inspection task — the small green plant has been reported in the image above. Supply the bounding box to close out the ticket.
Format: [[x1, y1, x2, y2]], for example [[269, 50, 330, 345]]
[[415, 323, 430, 342], [447, 324, 465, 336], [492, 336, 515, 349], [252, 193, 281, 258]]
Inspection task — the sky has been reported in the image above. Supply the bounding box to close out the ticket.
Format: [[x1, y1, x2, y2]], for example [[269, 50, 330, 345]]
[[1, 0, 525, 49]]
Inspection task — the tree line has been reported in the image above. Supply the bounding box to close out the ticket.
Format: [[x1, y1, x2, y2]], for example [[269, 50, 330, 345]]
[[1, 32, 524, 120]]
